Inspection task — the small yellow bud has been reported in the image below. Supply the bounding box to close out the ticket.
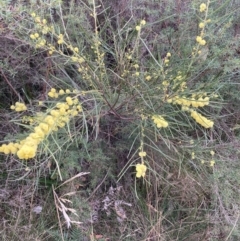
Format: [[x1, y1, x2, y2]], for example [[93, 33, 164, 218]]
[[210, 150, 215, 156], [145, 75, 151, 81], [133, 64, 139, 69], [48, 92, 54, 98], [136, 25, 141, 31], [30, 34, 35, 40], [199, 22, 205, 28], [66, 97, 73, 105], [59, 89, 65, 95], [209, 160, 215, 166], [196, 36, 202, 43], [139, 151, 147, 157], [200, 39, 206, 45]]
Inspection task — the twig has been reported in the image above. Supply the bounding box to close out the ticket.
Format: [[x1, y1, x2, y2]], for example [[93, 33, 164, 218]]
[[0, 68, 24, 102]]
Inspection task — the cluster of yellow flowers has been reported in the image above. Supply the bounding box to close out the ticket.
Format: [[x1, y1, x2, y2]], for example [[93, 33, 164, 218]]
[[29, 13, 53, 48], [47, 88, 80, 98], [31, 13, 53, 35], [136, 150, 147, 178], [0, 143, 19, 155], [164, 52, 171, 66], [168, 95, 210, 108], [135, 19, 146, 31], [0, 89, 82, 160], [167, 73, 187, 92], [57, 34, 64, 44], [29, 13, 87, 70], [10, 102, 27, 112], [200, 151, 215, 166], [136, 163, 147, 178], [191, 3, 211, 56], [166, 89, 214, 128], [151, 115, 169, 128], [190, 110, 214, 128], [196, 36, 206, 46]]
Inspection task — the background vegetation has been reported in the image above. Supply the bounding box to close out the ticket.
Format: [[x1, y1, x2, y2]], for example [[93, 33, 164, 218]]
[[0, 0, 240, 240]]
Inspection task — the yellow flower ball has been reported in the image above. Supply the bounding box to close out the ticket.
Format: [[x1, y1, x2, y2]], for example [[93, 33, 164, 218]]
[[200, 39, 206, 45], [77, 105, 82, 111], [199, 22, 205, 28], [136, 163, 147, 178], [30, 34, 36, 40], [209, 160, 215, 166], [145, 75, 151, 81], [139, 151, 147, 157], [48, 92, 54, 98], [196, 36, 202, 43], [44, 116, 55, 126], [8, 143, 18, 154], [200, 3, 207, 12], [66, 97, 73, 105], [136, 25, 141, 31], [39, 123, 49, 133], [17, 144, 37, 159], [59, 89, 65, 95], [50, 110, 60, 117], [59, 107, 66, 115], [71, 110, 79, 117], [135, 72, 140, 76]]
